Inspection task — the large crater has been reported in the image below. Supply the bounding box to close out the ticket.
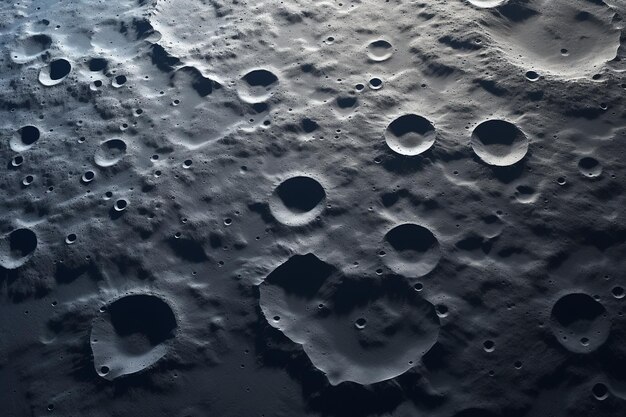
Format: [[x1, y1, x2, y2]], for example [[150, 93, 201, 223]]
[[91, 293, 178, 380], [259, 254, 440, 385]]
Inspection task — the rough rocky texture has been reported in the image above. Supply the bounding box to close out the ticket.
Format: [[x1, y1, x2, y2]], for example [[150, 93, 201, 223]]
[[1, 0, 626, 416]]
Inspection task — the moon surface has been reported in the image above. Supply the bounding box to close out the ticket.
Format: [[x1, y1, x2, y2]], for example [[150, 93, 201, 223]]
[[1, 0, 625, 416]]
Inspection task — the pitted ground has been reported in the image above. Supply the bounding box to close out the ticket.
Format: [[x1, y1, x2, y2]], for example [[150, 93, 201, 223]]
[[0, 0, 626, 416]]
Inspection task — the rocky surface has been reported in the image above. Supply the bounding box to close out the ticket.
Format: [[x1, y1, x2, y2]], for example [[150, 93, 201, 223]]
[[1, 0, 625, 416]]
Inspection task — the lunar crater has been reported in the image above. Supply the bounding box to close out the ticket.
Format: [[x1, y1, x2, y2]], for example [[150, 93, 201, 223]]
[[91, 293, 178, 380], [259, 254, 440, 385]]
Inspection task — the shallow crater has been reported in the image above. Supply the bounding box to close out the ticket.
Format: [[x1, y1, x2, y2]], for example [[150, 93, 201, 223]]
[[39, 58, 72, 86], [269, 176, 326, 226], [94, 138, 128, 167], [259, 254, 440, 385], [550, 292, 610, 353], [471, 119, 528, 166], [91, 294, 178, 380], [11, 125, 40, 152], [367, 39, 393, 62], [0, 228, 37, 269], [384, 114, 436, 156], [382, 223, 441, 277]]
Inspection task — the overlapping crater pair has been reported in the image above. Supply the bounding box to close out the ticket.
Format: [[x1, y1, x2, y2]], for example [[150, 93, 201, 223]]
[[260, 253, 440, 385]]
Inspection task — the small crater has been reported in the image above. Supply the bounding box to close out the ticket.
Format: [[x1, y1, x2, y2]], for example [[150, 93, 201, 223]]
[[369, 77, 383, 89], [525, 70, 540, 81], [578, 157, 602, 178], [11, 154, 24, 167], [240, 69, 278, 101], [385, 114, 436, 156], [112, 75, 127, 88], [95, 139, 127, 167], [471, 120, 529, 166], [12, 34, 52, 63], [91, 294, 177, 380], [65, 233, 77, 244], [593, 382, 609, 400], [81, 171, 95, 183], [11, 126, 40, 152], [0, 228, 37, 269], [483, 340, 495, 352], [550, 293, 610, 353], [269, 176, 326, 226], [367, 39, 393, 62], [382, 223, 441, 277], [612, 286, 624, 299], [113, 199, 128, 212], [354, 317, 367, 330], [39, 58, 71, 86]]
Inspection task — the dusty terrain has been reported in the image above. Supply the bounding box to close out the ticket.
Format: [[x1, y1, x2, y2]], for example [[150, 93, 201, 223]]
[[1, 0, 626, 416]]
